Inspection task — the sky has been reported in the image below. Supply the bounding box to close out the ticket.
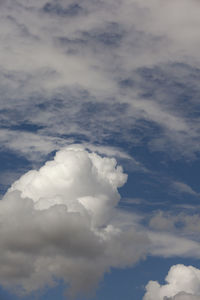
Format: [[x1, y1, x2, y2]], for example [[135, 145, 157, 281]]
[[1, 0, 200, 299]]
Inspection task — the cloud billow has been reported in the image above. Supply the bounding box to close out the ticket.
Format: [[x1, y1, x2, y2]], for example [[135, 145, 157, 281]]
[[143, 264, 200, 300], [0, 145, 148, 297]]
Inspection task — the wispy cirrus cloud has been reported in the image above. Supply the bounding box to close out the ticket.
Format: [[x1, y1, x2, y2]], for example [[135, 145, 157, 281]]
[[0, 0, 200, 163]]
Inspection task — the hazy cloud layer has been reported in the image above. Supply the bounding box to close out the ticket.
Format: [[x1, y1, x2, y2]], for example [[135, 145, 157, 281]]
[[143, 264, 200, 300], [149, 211, 200, 237], [1, 0, 200, 161]]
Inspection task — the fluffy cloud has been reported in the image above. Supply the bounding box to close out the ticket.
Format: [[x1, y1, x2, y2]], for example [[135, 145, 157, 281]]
[[0, 145, 148, 297], [143, 264, 200, 300]]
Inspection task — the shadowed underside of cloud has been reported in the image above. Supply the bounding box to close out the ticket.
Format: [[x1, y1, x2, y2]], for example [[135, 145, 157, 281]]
[[0, 145, 149, 297], [143, 264, 200, 300], [166, 293, 200, 300]]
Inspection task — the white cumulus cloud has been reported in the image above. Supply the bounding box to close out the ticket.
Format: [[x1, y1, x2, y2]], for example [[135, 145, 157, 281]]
[[143, 264, 200, 300], [0, 145, 148, 297]]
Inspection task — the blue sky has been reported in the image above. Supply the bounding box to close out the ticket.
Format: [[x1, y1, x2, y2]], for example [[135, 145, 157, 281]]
[[1, 1, 200, 299]]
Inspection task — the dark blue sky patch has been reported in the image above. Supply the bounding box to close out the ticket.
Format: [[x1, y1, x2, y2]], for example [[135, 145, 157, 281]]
[[57, 22, 125, 52], [59, 133, 91, 144], [0, 151, 30, 171], [75, 101, 129, 132], [0, 123, 43, 133], [0, 150, 31, 195], [0, 104, 45, 131], [119, 171, 172, 209], [117, 138, 200, 214], [119, 78, 135, 88], [130, 119, 163, 143], [35, 97, 66, 111], [135, 63, 200, 115], [43, 2, 83, 17], [81, 22, 125, 47], [94, 256, 200, 300], [41, 98, 66, 112]]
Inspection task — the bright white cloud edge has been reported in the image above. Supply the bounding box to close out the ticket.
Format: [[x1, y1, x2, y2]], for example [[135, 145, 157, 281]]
[[0, 144, 148, 297], [143, 264, 200, 300]]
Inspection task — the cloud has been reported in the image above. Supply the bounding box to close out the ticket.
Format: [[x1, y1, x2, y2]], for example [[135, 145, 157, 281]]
[[0, 128, 73, 161], [149, 211, 200, 237], [0, 128, 131, 162], [149, 211, 175, 232], [148, 231, 200, 258], [1, 0, 200, 161], [2, 1, 200, 298], [0, 145, 148, 297], [143, 264, 200, 300], [166, 292, 200, 300], [1, 146, 200, 298], [172, 181, 198, 196], [42, 2, 84, 17]]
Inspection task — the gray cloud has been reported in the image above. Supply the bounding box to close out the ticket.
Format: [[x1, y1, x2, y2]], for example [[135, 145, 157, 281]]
[[42, 2, 84, 17], [0, 145, 148, 297], [1, 146, 200, 297], [165, 292, 200, 300], [149, 211, 200, 237]]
